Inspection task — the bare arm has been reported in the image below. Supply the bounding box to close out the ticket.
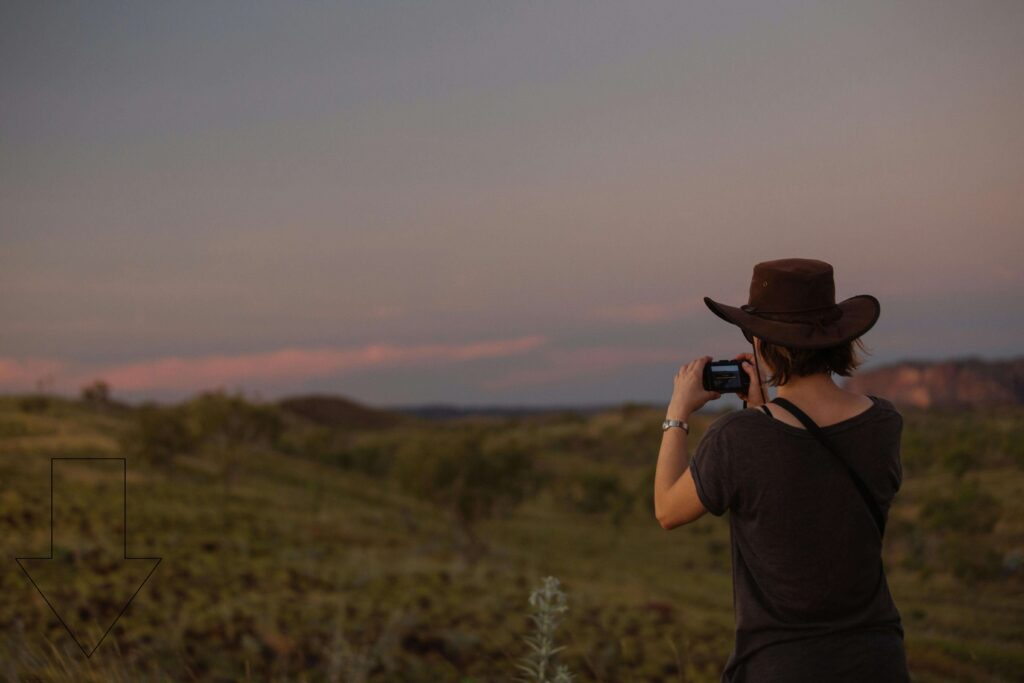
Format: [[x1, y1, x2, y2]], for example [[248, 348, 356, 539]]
[[653, 357, 717, 529], [654, 420, 708, 529]]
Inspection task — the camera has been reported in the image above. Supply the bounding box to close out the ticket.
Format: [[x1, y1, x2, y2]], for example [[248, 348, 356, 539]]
[[702, 360, 751, 395]]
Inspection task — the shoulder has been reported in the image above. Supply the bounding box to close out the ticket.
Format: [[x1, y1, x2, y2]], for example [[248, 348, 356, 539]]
[[869, 394, 904, 426], [702, 408, 765, 441]]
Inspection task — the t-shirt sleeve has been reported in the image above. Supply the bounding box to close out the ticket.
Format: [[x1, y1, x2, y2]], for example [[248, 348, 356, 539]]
[[688, 423, 735, 517], [892, 412, 905, 492]]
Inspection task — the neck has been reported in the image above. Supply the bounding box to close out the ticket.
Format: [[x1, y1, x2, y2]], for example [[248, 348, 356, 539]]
[[774, 373, 843, 401]]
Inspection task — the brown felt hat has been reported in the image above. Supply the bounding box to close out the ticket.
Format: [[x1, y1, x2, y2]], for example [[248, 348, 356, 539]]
[[704, 258, 880, 350]]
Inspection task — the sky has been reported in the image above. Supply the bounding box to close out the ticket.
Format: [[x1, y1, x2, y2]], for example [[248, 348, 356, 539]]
[[1, 0, 1022, 408]]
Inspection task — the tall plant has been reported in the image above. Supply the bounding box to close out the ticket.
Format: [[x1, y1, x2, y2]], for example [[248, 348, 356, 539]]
[[516, 576, 576, 683]]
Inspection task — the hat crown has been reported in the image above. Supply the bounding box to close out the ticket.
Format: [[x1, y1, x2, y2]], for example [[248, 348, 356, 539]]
[[747, 258, 836, 313]]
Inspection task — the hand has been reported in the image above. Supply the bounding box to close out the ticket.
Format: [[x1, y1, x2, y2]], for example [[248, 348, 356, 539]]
[[734, 352, 767, 407], [667, 356, 720, 420]]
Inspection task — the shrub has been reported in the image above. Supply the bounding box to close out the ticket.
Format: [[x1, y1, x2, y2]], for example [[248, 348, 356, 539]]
[[940, 447, 976, 479], [80, 379, 112, 407], [394, 429, 539, 553], [17, 395, 50, 414], [186, 390, 284, 448], [516, 576, 576, 683], [120, 403, 195, 467], [917, 479, 1005, 584], [941, 536, 1004, 584], [560, 472, 634, 527], [919, 479, 1002, 535], [333, 434, 396, 477]]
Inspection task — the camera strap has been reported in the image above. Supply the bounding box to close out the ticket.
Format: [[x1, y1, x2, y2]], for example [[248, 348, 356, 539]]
[[768, 397, 886, 540]]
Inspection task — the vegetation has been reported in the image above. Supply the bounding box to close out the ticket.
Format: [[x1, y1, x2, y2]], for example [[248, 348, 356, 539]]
[[393, 429, 540, 559], [0, 393, 1021, 682], [516, 577, 575, 683]]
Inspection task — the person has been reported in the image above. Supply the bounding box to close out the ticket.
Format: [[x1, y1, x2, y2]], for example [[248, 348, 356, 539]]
[[653, 258, 911, 682]]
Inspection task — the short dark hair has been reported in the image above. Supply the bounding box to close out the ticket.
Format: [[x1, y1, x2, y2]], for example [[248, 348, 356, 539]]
[[758, 337, 869, 387]]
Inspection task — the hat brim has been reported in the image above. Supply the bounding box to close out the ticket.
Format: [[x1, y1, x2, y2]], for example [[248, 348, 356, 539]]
[[703, 295, 880, 349]]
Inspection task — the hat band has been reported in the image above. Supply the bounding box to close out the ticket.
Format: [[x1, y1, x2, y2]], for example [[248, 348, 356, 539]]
[[740, 303, 843, 324]]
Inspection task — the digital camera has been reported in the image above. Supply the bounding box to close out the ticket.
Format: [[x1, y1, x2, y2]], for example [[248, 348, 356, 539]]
[[702, 360, 751, 395]]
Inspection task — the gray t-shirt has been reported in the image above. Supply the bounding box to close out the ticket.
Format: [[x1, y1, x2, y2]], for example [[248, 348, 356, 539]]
[[689, 394, 910, 682]]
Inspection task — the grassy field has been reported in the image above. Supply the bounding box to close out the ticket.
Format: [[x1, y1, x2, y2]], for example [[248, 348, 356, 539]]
[[0, 394, 1021, 682]]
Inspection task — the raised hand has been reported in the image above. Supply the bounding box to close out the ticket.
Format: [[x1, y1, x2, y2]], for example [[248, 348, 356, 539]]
[[667, 356, 721, 420], [734, 352, 767, 407]]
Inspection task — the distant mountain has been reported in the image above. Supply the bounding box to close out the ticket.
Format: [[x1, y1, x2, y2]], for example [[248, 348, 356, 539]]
[[277, 394, 410, 430], [278, 395, 657, 426], [843, 356, 1024, 409], [383, 403, 624, 421]]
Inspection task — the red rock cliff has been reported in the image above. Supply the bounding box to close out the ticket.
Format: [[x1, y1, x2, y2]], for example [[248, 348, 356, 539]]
[[842, 356, 1024, 409]]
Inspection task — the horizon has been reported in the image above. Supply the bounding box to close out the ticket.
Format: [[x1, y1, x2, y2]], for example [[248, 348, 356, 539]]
[[3, 1, 1022, 406], [5, 350, 1021, 414]]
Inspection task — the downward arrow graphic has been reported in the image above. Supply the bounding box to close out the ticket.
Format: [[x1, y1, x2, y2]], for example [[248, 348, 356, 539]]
[[16, 458, 161, 657]]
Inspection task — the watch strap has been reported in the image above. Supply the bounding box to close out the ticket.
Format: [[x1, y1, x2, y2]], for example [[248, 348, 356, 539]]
[[662, 418, 690, 434]]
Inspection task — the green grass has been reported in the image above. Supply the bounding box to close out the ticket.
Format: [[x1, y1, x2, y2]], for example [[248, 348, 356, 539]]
[[0, 397, 1021, 682]]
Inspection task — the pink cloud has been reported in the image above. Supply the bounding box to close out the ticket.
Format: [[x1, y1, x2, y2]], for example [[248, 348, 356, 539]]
[[0, 357, 67, 392], [481, 345, 688, 390], [0, 335, 547, 395]]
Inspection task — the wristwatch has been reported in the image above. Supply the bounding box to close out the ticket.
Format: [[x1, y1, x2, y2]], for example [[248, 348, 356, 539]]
[[662, 418, 690, 434]]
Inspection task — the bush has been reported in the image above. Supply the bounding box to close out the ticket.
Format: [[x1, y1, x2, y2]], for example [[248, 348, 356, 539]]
[[516, 576, 575, 683], [80, 379, 112, 407], [940, 447, 976, 479], [941, 536, 1004, 584], [919, 479, 1002, 535], [1000, 427, 1024, 468], [560, 472, 634, 527], [17, 395, 50, 414], [185, 390, 284, 448], [917, 478, 1005, 584], [394, 429, 539, 553], [332, 434, 396, 477], [120, 403, 195, 467]]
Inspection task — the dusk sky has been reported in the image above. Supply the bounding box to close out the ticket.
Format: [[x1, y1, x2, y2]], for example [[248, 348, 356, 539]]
[[2, 1, 1022, 407]]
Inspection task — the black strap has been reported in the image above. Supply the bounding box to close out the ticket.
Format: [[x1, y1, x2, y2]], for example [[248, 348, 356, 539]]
[[769, 397, 886, 539]]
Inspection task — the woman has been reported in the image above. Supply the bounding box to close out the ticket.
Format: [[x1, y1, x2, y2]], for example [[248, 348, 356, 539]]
[[653, 258, 910, 682]]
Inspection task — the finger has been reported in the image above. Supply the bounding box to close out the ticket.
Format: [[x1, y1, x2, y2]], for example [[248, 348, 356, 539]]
[[740, 360, 758, 379]]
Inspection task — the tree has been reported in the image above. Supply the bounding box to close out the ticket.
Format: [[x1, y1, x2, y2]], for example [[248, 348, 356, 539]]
[[80, 379, 112, 407]]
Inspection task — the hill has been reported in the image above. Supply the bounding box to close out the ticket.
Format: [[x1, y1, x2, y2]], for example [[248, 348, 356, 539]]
[[845, 356, 1024, 410], [0, 394, 1021, 682], [277, 393, 412, 430]]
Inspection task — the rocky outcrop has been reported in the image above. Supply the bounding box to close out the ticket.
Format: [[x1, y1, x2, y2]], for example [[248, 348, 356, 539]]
[[843, 356, 1024, 409]]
